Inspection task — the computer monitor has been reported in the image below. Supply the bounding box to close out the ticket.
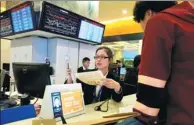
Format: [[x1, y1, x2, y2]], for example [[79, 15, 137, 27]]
[[12, 63, 51, 99]]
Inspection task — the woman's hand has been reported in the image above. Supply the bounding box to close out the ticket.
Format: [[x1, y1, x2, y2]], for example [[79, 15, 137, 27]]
[[66, 68, 71, 75], [101, 78, 121, 93], [66, 68, 73, 84]]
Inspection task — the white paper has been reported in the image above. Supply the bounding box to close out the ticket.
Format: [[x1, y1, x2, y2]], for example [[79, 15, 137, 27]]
[[119, 106, 133, 113], [75, 70, 105, 85]]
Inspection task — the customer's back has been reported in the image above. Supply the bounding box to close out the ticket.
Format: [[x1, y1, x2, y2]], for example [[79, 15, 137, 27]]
[[137, 2, 194, 124], [160, 3, 194, 124]]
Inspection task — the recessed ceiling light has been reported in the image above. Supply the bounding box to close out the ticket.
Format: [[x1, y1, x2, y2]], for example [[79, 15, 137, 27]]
[[122, 9, 128, 15]]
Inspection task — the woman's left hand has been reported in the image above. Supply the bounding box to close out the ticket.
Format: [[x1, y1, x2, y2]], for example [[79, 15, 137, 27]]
[[101, 78, 121, 93]]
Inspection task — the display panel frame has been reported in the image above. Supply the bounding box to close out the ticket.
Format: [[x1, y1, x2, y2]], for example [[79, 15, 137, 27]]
[[39, 1, 105, 45], [0, 10, 14, 37], [39, 1, 82, 39], [78, 17, 105, 45], [10, 1, 36, 35]]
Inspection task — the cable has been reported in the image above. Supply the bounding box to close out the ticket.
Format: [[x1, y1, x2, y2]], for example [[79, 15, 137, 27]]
[[33, 98, 39, 104], [94, 99, 109, 112], [61, 115, 67, 124]]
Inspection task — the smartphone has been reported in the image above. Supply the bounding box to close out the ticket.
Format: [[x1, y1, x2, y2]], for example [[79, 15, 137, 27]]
[[51, 92, 63, 118]]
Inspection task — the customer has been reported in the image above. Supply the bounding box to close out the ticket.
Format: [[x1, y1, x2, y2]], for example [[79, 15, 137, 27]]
[[77, 57, 90, 73], [67, 46, 123, 105], [116, 1, 193, 125], [124, 55, 141, 95], [133, 55, 141, 69]]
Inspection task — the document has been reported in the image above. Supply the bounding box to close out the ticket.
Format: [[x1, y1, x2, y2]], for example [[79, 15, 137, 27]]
[[75, 71, 105, 85], [119, 106, 133, 113]]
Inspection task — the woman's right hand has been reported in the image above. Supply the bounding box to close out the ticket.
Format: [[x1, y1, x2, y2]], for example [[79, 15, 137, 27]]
[[66, 68, 73, 84], [67, 68, 71, 75]]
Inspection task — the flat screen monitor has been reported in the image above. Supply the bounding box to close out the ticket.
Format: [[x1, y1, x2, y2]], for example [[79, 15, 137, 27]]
[[11, 1, 35, 34], [78, 19, 105, 44], [39, 1, 80, 38], [12, 62, 51, 99], [0, 10, 14, 37]]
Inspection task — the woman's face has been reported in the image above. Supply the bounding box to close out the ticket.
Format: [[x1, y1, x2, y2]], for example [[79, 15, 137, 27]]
[[95, 49, 110, 70]]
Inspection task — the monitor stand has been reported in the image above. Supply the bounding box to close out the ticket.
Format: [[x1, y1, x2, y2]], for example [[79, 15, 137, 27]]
[[0, 91, 8, 100], [20, 93, 34, 106]]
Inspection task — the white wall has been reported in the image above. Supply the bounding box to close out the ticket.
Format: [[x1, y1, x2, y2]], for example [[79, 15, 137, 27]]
[[48, 38, 79, 84], [47, 39, 97, 84], [6, 36, 98, 84], [79, 43, 97, 69], [9, 37, 48, 79], [32, 37, 48, 63], [10, 37, 33, 63], [1, 39, 11, 68]]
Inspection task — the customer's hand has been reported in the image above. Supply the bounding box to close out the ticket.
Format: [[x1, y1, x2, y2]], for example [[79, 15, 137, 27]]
[[101, 78, 121, 93]]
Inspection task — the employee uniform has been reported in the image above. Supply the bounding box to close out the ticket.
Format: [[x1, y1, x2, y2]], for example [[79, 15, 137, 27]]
[[77, 70, 123, 105], [77, 66, 87, 73]]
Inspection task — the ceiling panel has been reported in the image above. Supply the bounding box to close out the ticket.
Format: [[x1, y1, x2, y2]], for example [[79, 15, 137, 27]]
[[99, 1, 136, 22], [102, 40, 139, 51]]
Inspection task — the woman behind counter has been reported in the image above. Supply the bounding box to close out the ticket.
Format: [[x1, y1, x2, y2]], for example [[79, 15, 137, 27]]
[[66, 46, 123, 105]]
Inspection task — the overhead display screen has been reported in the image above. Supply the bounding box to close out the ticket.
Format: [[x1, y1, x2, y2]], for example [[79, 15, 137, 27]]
[[0, 11, 13, 37], [11, 2, 34, 33], [78, 20, 105, 43], [40, 1, 80, 38]]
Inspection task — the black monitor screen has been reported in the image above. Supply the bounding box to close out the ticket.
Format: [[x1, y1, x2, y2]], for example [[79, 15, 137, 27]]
[[12, 63, 51, 98], [0, 10, 13, 37], [11, 1, 35, 33], [39, 1, 80, 38], [78, 19, 105, 43]]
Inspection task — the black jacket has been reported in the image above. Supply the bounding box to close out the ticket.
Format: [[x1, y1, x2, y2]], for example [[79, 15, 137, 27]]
[[77, 66, 86, 73], [64, 69, 123, 105], [78, 71, 123, 105]]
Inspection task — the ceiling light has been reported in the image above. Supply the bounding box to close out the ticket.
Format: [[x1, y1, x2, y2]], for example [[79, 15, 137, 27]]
[[122, 9, 128, 15], [1, 7, 6, 12]]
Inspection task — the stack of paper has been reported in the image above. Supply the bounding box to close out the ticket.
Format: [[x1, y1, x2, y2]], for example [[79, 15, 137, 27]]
[[119, 106, 133, 113], [75, 71, 105, 85]]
